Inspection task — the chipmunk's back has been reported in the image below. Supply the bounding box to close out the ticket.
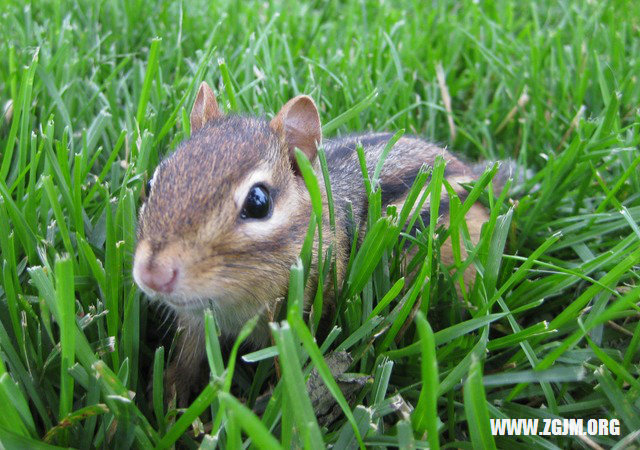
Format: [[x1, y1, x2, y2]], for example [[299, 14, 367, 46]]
[[324, 133, 485, 251]]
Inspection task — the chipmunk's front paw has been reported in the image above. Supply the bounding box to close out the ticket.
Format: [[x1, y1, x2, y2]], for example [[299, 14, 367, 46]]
[[164, 359, 211, 408], [165, 363, 196, 408]]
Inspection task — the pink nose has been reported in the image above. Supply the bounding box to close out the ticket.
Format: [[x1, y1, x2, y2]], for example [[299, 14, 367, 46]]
[[138, 262, 179, 294]]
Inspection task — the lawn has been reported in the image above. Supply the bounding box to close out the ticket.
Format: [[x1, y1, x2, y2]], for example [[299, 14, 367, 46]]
[[1, 0, 640, 448]]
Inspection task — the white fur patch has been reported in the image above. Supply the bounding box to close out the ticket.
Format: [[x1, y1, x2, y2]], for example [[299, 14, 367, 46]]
[[231, 167, 297, 239]]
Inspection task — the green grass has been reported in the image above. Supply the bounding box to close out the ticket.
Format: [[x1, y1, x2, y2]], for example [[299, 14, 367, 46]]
[[1, 0, 640, 447]]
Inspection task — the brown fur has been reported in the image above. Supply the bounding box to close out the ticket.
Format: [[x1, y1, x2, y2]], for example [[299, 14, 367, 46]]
[[133, 83, 498, 404]]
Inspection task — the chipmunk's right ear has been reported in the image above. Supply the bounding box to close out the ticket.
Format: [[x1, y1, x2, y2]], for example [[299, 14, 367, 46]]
[[190, 81, 223, 133], [270, 95, 322, 168]]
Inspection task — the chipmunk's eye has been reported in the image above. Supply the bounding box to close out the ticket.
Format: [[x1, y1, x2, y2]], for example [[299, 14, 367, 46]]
[[141, 178, 153, 202], [241, 184, 271, 220]]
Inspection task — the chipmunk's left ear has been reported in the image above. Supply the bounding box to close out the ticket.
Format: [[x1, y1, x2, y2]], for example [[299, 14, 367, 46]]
[[190, 81, 223, 133], [270, 95, 322, 165]]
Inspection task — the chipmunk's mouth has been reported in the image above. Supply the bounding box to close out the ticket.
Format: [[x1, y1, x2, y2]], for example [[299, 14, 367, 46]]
[[144, 281, 243, 312], [153, 291, 270, 338]]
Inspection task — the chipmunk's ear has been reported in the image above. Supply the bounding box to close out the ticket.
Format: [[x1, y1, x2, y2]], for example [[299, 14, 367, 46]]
[[190, 81, 223, 133], [270, 95, 322, 166]]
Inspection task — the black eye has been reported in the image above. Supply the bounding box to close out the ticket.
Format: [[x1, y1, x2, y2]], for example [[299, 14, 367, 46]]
[[241, 184, 271, 219], [143, 179, 152, 200]]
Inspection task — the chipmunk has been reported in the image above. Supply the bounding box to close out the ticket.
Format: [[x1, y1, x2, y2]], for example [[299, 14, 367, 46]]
[[133, 81, 510, 403]]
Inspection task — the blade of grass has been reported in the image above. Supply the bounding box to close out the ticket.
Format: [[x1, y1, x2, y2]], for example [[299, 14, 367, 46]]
[[412, 312, 440, 449], [136, 37, 162, 126], [55, 257, 75, 421], [218, 392, 284, 450], [270, 322, 324, 449], [288, 312, 365, 449], [322, 89, 378, 135], [463, 357, 497, 450], [156, 382, 219, 449]]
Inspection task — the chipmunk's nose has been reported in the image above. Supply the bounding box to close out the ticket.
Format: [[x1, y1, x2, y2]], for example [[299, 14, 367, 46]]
[[135, 260, 179, 294]]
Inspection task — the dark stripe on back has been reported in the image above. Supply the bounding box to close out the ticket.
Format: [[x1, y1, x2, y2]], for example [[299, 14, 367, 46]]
[[419, 198, 450, 225], [324, 133, 393, 164], [357, 133, 393, 147], [380, 166, 424, 206], [404, 197, 451, 242], [342, 204, 356, 252]]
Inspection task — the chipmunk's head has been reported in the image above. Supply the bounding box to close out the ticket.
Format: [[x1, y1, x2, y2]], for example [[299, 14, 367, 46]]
[[132, 82, 322, 334]]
